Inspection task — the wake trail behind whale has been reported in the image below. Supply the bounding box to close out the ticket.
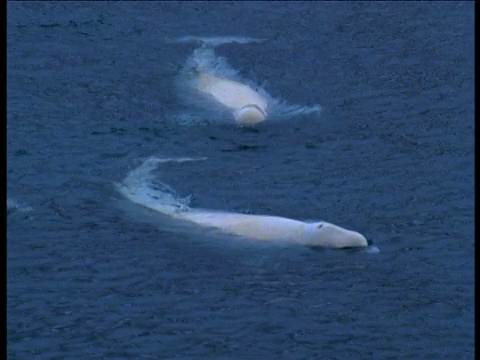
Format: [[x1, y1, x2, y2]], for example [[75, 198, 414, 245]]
[[115, 157, 206, 217]]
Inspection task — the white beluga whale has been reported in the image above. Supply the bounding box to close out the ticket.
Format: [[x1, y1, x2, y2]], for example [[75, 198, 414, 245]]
[[116, 157, 372, 249], [168, 36, 322, 126]]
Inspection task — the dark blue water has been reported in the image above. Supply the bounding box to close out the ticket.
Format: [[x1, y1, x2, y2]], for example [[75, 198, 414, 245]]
[[7, 2, 474, 359]]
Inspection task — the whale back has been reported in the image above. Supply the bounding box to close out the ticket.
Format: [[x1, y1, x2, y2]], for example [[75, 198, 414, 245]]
[[181, 211, 306, 241]]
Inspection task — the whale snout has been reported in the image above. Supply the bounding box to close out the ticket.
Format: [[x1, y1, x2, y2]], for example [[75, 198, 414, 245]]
[[233, 104, 267, 125]]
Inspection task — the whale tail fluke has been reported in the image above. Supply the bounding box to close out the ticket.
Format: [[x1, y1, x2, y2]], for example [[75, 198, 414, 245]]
[[115, 156, 206, 216], [166, 36, 266, 47]]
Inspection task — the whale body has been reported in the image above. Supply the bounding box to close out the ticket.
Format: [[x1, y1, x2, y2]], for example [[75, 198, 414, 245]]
[[116, 157, 370, 249]]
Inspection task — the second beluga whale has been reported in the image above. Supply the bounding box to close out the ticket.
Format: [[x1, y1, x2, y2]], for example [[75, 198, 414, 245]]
[[169, 36, 322, 126]]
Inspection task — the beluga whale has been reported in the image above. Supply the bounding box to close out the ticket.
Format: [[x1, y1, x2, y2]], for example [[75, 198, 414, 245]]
[[168, 36, 322, 126], [116, 157, 373, 250]]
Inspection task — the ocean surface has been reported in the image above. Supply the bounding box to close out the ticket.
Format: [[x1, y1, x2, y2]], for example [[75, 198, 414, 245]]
[[7, 2, 474, 359]]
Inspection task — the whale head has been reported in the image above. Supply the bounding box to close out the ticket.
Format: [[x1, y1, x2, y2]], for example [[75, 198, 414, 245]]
[[305, 221, 369, 248], [233, 104, 267, 125]]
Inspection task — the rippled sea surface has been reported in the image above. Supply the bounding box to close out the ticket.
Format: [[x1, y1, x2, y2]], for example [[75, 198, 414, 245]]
[[7, 2, 474, 359]]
